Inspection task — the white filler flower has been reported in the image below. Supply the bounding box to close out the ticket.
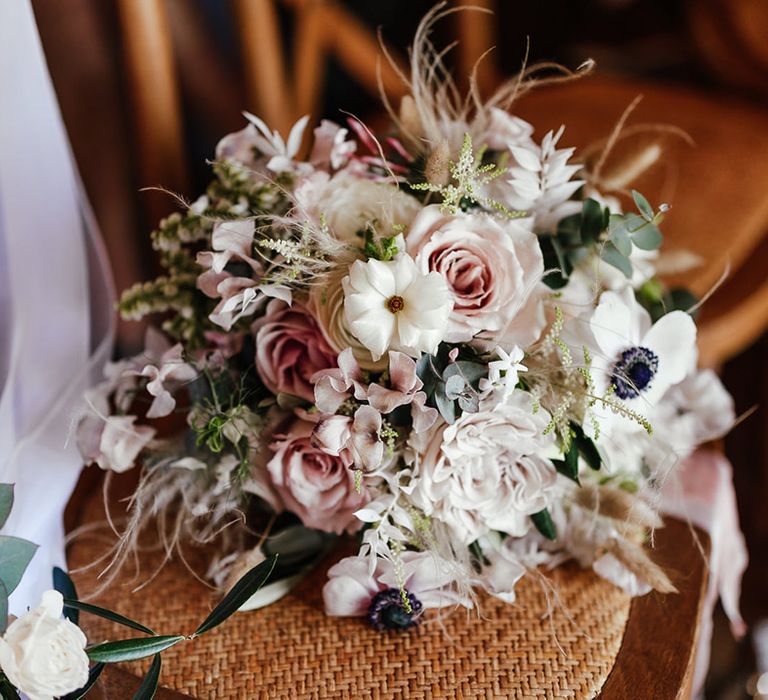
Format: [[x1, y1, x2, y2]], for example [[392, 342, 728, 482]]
[[0, 590, 89, 700], [343, 254, 452, 361]]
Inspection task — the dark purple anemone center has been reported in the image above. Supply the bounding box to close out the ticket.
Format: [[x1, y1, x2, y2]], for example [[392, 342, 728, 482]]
[[367, 587, 422, 631], [610, 346, 659, 400]]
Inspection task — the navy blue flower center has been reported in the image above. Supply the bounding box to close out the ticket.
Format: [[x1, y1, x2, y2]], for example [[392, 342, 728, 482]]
[[367, 587, 422, 631], [610, 346, 659, 400]]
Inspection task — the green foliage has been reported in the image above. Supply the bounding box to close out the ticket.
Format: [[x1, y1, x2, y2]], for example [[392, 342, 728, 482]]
[[363, 230, 400, 261], [416, 345, 487, 423], [0, 485, 13, 529], [411, 133, 523, 218], [87, 636, 185, 664], [0, 536, 37, 597], [60, 664, 105, 700], [636, 281, 698, 323], [132, 655, 162, 700], [64, 599, 156, 636], [531, 509, 557, 541], [193, 554, 278, 636], [53, 566, 79, 625]]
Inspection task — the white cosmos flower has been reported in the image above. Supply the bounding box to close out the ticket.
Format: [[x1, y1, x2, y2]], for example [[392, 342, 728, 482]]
[[342, 254, 452, 361], [581, 286, 697, 429]]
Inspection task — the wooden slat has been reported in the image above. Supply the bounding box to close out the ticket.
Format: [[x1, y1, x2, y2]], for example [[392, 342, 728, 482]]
[[596, 518, 710, 700], [116, 0, 188, 217], [234, 0, 293, 135]]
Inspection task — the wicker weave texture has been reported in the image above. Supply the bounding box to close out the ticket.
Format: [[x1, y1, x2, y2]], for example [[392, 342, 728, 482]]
[[69, 521, 630, 699]]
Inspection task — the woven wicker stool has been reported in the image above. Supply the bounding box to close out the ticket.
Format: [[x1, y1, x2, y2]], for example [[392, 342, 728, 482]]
[[66, 480, 708, 699]]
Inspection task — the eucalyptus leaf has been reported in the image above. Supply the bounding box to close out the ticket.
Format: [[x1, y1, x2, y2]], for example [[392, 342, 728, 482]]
[[193, 554, 277, 637], [442, 361, 487, 387], [531, 509, 557, 541], [457, 392, 480, 413], [631, 223, 662, 251], [600, 242, 633, 278], [87, 635, 184, 663], [632, 190, 654, 221], [444, 374, 465, 401], [60, 663, 105, 700], [608, 216, 632, 256], [434, 389, 456, 424], [54, 567, 79, 625], [64, 599, 155, 636], [0, 580, 7, 635], [132, 654, 162, 700], [0, 484, 13, 530], [0, 536, 38, 595]]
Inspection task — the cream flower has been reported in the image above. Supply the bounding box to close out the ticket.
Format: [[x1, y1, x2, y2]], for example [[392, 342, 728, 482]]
[[0, 590, 89, 700], [342, 254, 452, 361], [413, 392, 558, 544], [295, 170, 422, 242]]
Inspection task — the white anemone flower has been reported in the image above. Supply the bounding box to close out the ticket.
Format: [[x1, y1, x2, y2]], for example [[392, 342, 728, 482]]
[[585, 287, 697, 426], [342, 254, 452, 361]]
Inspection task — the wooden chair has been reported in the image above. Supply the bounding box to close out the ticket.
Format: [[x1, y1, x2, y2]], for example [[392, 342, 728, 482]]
[[44, 0, 763, 696]]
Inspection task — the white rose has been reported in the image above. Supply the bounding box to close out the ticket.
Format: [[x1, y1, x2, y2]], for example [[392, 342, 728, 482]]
[[0, 590, 89, 700], [413, 392, 558, 543]]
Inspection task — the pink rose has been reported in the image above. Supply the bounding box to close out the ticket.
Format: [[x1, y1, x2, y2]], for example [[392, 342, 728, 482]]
[[406, 205, 545, 346], [253, 300, 337, 402], [267, 418, 368, 534]]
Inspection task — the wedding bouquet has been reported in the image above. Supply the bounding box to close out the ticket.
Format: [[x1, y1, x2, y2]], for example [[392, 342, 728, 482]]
[[76, 6, 734, 632]]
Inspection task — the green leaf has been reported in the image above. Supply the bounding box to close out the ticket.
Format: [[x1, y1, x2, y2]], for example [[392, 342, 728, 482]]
[[64, 599, 155, 636], [133, 654, 162, 700], [632, 190, 654, 221], [552, 459, 579, 484], [193, 554, 277, 637], [632, 223, 662, 251], [571, 423, 601, 471], [600, 242, 633, 278], [54, 567, 79, 625], [87, 635, 184, 663], [0, 485, 13, 530], [434, 388, 457, 424], [0, 536, 38, 595], [61, 663, 105, 700], [442, 361, 487, 387], [0, 580, 7, 635], [580, 199, 604, 244], [608, 215, 632, 256], [0, 678, 19, 699], [531, 509, 557, 541]]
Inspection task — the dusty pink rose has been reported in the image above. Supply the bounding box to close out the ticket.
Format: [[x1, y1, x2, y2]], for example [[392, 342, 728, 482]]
[[253, 300, 337, 402], [267, 418, 368, 534], [406, 205, 545, 346]]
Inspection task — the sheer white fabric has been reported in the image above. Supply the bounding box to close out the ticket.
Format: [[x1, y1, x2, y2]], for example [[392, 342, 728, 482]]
[[0, 0, 114, 614]]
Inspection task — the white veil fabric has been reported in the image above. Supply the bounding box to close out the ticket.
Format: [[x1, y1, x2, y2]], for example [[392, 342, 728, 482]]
[[0, 0, 115, 615]]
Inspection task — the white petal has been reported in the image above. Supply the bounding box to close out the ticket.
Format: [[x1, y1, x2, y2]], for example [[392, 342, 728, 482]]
[[643, 311, 697, 390]]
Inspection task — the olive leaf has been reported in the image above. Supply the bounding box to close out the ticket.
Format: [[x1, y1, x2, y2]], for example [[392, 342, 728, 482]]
[[133, 654, 162, 700], [53, 567, 79, 625], [193, 554, 277, 637], [60, 663, 105, 700], [64, 599, 156, 636], [87, 635, 185, 664]]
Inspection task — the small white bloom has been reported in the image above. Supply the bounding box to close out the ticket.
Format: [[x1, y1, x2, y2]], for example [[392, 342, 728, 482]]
[[0, 590, 89, 700], [479, 345, 527, 398], [342, 254, 452, 361], [140, 343, 197, 419], [243, 112, 309, 173], [95, 415, 156, 473], [486, 125, 583, 233]]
